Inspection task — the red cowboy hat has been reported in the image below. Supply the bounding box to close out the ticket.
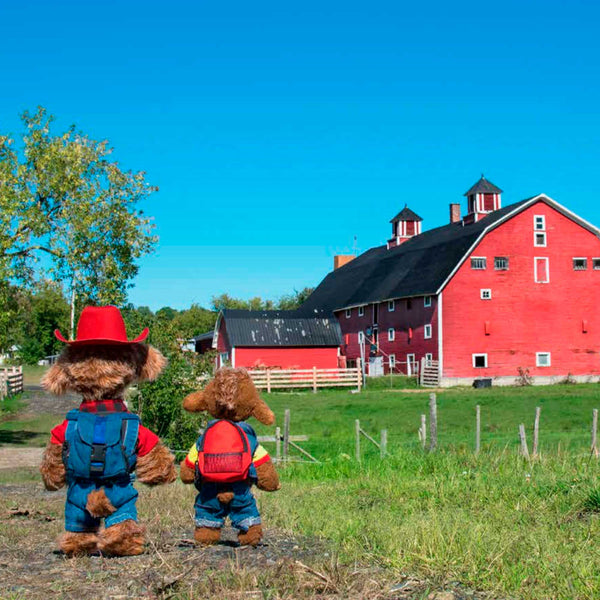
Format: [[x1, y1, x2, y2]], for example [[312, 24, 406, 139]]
[[54, 306, 149, 345]]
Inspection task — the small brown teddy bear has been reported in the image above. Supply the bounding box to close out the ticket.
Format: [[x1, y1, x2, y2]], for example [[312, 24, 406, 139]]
[[180, 367, 280, 547], [40, 306, 176, 556]]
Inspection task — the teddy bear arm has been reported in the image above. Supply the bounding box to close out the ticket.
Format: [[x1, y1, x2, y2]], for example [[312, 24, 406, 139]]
[[40, 441, 66, 491], [179, 459, 196, 484], [136, 442, 176, 485], [255, 459, 280, 491]]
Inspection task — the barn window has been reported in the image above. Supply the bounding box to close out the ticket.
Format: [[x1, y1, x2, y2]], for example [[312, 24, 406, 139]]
[[388, 300, 395, 312], [536, 352, 551, 367], [480, 289, 492, 300], [494, 257, 509, 270], [472, 354, 488, 368], [358, 306, 364, 317], [424, 324, 432, 339], [534, 215, 546, 230], [593, 258, 600, 270], [388, 328, 395, 341], [483, 194, 495, 212], [425, 353, 433, 365], [534, 257, 549, 283], [406, 299, 412, 310], [389, 354, 396, 371], [573, 258, 588, 271], [345, 309, 351, 318], [471, 257, 486, 270], [424, 296, 432, 307], [534, 232, 547, 247]]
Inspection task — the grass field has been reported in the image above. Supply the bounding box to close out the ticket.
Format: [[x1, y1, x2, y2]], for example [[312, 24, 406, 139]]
[[3, 381, 600, 598]]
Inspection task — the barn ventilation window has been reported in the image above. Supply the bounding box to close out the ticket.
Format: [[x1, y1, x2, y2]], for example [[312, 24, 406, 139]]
[[424, 296, 432, 307], [573, 258, 588, 271], [494, 257, 509, 270], [345, 309, 351, 318], [534, 232, 547, 247], [358, 306, 364, 317], [536, 352, 551, 367], [480, 289, 492, 300], [593, 258, 600, 270], [471, 257, 486, 270], [472, 354, 488, 368], [424, 324, 432, 339], [388, 300, 395, 312]]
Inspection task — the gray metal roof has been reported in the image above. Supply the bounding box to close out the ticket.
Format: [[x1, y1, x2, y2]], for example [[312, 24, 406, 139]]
[[221, 309, 342, 347]]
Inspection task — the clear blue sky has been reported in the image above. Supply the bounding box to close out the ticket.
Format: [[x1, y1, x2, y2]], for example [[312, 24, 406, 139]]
[[1, 0, 599, 310]]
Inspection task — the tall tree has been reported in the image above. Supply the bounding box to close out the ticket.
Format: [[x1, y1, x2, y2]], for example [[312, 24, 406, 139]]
[[0, 107, 158, 307]]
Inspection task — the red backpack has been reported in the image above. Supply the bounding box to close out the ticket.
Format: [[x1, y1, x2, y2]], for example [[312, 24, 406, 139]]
[[196, 420, 253, 483]]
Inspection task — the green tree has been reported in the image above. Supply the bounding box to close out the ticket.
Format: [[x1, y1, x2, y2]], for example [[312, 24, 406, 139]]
[[0, 107, 157, 305], [172, 303, 217, 338]]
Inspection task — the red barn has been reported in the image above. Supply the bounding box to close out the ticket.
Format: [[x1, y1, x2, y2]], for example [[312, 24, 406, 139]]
[[208, 309, 342, 370], [197, 176, 600, 385]]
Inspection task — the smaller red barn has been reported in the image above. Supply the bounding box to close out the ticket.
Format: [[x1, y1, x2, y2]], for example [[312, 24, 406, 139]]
[[199, 309, 343, 370]]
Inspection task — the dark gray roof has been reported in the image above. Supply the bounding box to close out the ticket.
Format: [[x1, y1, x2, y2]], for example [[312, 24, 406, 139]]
[[390, 206, 423, 223], [464, 176, 503, 196], [193, 332, 214, 342], [221, 309, 342, 347], [298, 198, 536, 314]]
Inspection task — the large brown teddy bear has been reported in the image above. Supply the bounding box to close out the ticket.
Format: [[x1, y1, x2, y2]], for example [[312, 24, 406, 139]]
[[40, 306, 176, 556], [180, 367, 280, 547]]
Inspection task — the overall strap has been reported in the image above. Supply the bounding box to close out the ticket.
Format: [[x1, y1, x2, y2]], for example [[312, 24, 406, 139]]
[[120, 416, 140, 471], [90, 416, 108, 475]]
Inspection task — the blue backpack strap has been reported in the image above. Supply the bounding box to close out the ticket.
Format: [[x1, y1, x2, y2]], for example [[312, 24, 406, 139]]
[[120, 414, 140, 472]]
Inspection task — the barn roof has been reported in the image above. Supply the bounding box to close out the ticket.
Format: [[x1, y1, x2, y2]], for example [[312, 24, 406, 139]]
[[390, 206, 423, 223], [298, 194, 599, 314], [219, 309, 342, 347]]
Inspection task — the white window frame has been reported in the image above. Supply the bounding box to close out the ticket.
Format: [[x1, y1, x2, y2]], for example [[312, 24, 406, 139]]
[[534, 231, 547, 247], [472, 353, 488, 368], [471, 256, 487, 270], [534, 215, 546, 230], [424, 296, 432, 307], [593, 258, 600, 270], [425, 353, 433, 365], [358, 331, 364, 343], [573, 257, 588, 271], [534, 257, 550, 283], [494, 256, 509, 270], [388, 300, 395, 312], [387, 328, 395, 342], [424, 324, 432, 339], [358, 306, 364, 317], [389, 354, 396, 370], [536, 352, 551, 367], [345, 309, 351, 318], [406, 353, 416, 376], [480, 288, 492, 300]]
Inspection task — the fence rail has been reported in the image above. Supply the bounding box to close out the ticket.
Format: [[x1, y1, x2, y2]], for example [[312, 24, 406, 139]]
[[0, 365, 24, 399], [248, 366, 362, 393]]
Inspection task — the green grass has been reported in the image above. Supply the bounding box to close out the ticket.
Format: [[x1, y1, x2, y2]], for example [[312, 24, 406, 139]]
[[0, 412, 59, 446], [22, 364, 48, 386]]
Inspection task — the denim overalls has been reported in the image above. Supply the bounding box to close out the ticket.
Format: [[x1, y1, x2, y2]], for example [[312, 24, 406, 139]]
[[62, 410, 140, 532]]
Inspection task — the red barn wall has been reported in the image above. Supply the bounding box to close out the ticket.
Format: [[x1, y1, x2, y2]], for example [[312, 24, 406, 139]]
[[442, 201, 600, 380], [234, 347, 339, 370], [337, 298, 439, 373], [216, 318, 230, 353]]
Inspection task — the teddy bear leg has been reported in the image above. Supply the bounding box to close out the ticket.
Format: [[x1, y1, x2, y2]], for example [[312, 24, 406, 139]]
[[59, 531, 100, 556], [238, 524, 263, 547], [98, 520, 146, 556], [194, 526, 221, 545]]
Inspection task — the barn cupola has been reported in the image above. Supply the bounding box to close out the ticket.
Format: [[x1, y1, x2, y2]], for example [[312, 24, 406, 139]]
[[387, 205, 423, 249], [463, 175, 502, 224]]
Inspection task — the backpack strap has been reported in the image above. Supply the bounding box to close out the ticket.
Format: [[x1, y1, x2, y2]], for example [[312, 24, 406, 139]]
[[120, 415, 140, 472]]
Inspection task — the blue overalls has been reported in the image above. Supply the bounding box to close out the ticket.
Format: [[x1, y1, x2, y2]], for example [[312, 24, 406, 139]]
[[193, 421, 262, 532], [62, 410, 140, 532]]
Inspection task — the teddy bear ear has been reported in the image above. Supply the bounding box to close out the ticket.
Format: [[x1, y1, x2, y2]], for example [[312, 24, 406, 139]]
[[139, 346, 167, 381], [41, 362, 71, 396], [183, 381, 214, 413]]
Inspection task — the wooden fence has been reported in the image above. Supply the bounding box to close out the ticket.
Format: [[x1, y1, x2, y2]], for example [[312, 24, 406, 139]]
[[0, 365, 24, 399], [248, 366, 362, 393]]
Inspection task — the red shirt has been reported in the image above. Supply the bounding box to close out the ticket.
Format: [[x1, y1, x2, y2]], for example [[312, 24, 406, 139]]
[[49, 399, 159, 457]]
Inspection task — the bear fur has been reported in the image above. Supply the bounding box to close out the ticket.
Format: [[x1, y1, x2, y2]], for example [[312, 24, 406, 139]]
[[180, 367, 280, 546]]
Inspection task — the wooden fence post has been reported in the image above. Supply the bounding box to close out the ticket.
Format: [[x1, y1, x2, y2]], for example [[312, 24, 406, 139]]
[[380, 429, 387, 459], [475, 405, 481, 455], [283, 409, 291, 463], [355, 419, 361, 462], [275, 426, 281, 462], [592, 409, 599, 458], [356, 361, 362, 392], [266, 369, 271, 394], [420, 414, 427, 449], [312, 367, 317, 393], [519, 424, 530, 460], [428, 393, 437, 452], [532, 406, 541, 458]]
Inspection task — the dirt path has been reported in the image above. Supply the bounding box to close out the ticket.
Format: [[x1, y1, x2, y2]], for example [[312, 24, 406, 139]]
[[0, 446, 44, 469]]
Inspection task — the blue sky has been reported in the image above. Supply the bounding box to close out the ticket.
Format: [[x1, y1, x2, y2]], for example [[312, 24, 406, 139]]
[[1, 0, 599, 310]]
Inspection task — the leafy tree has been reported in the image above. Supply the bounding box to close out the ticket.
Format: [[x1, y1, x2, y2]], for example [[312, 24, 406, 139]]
[[211, 287, 314, 312], [0, 107, 157, 305], [172, 303, 217, 338], [276, 287, 315, 310]]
